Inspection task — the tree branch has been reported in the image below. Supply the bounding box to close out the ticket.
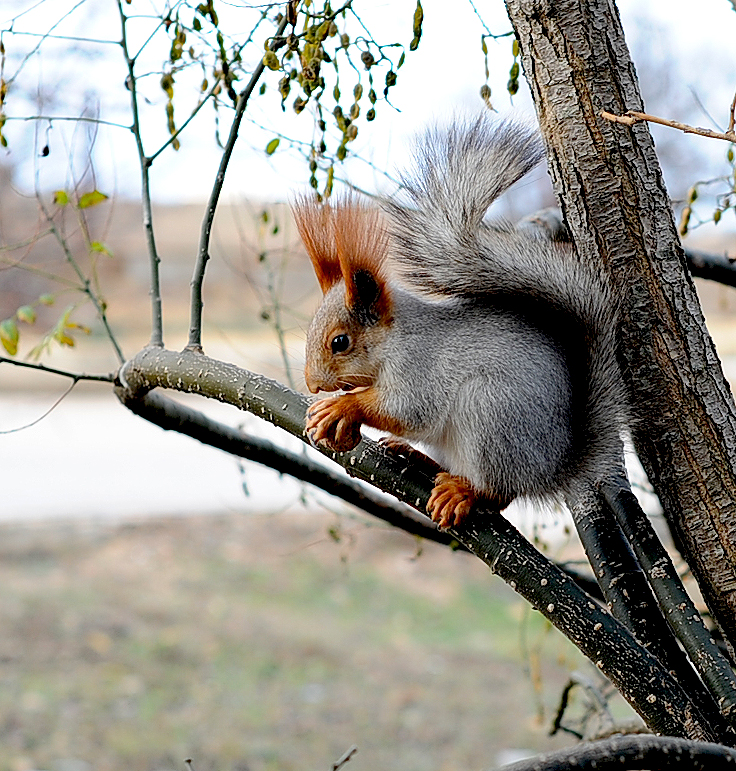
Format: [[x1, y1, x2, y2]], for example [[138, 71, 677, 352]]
[[602, 480, 736, 726], [186, 8, 292, 352], [0, 356, 114, 382], [116, 0, 164, 348], [686, 249, 736, 288], [496, 735, 736, 771], [116, 346, 719, 740], [566, 485, 725, 732], [601, 108, 736, 143], [114, 386, 460, 549], [518, 209, 736, 289]]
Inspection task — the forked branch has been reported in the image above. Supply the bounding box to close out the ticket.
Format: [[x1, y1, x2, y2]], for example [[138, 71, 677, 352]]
[[116, 345, 719, 741]]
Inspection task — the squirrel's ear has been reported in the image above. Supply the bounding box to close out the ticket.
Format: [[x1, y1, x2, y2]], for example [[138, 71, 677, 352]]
[[332, 200, 391, 323], [292, 196, 341, 294]]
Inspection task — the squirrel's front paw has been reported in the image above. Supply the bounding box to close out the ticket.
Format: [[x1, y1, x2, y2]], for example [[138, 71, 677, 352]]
[[427, 473, 477, 529], [306, 397, 363, 452]]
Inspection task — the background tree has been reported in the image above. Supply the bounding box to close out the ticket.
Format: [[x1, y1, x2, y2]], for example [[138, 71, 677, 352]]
[[2, 0, 736, 768]]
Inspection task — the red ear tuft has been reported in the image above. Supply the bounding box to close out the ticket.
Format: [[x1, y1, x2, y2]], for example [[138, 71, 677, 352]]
[[292, 196, 341, 294], [331, 198, 390, 314]]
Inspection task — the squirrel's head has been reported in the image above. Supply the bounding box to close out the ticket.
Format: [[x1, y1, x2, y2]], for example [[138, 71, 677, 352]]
[[293, 196, 392, 394]]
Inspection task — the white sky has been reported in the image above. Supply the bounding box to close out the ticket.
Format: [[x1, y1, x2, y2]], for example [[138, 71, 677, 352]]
[[0, 0, 735, 206]]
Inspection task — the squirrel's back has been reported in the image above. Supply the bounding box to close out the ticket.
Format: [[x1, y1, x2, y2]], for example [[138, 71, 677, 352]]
[[383, 116, 626, 498]]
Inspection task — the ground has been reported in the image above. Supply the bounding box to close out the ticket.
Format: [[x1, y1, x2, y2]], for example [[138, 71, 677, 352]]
[[0, 509, 595, 771]]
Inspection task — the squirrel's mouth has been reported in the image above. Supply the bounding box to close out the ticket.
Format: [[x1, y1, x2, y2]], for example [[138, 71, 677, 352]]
[[341, 384, 369, 394]]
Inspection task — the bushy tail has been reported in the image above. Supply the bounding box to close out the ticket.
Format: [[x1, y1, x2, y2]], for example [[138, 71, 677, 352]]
[[384, 115, 627, 494], [385, 116, 553, 297]]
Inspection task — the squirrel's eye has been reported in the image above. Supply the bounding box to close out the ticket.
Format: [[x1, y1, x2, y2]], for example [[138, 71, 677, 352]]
[[331, 334, 350, 354]]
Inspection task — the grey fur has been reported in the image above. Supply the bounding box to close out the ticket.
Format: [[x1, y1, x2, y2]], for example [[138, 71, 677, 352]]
[[380, 116, 627, 502]]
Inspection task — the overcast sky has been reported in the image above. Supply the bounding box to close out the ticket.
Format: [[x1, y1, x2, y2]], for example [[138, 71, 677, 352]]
[[1, 0, 735, 210]]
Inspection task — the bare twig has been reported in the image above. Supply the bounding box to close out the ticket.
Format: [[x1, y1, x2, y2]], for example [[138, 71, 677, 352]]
[[4, 115, 131, 130], [5, 30, 118, 45], [148, 78, 221, 164], [331, 745, 358, 771], [0, 379, 76, 434], [2, 0, 88, 87], [187, 7, 292, 352], [0, 355, 114, 382], [116, 0, 164, 349], [601, 109, 736, 143]]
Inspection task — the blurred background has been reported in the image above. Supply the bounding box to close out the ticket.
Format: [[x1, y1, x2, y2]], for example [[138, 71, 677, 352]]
[[1, 1, 736, 770]]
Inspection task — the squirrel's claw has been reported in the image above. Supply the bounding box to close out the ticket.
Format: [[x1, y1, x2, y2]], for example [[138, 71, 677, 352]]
[[428, 473, 476, 528], [306, 396, 363, 452]]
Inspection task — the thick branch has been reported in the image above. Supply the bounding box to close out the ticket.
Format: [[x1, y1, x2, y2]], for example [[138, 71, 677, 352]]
[[116, 346, 719, 739], [687, 249, 736, 288], [566, 485, 725, 731], [602, 480, 736, 725], [114, 387, 460, 548], [518, 209, 736, 289], [496, 735, 736, 771]]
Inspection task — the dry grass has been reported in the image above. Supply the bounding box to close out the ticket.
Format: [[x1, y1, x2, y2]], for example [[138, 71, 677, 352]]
[[0, 510, 591, 771]]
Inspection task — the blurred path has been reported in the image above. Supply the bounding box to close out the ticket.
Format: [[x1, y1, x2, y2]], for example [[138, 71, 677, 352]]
[[1, 389, 305, 521]]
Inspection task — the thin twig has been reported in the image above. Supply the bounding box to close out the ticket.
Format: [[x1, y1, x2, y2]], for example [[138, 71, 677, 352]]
[[0, 379, 76, 434], [116, 0, 165, 348], [35, 193, 125, 364], [331, 745, 358, 771], [4, 115, 131, 130], [728, 90, 736, 135], [5, 30, 119, 45], [148, 81, 220, 163], [2, 0, 88, 87], [186, 7, 292, 352], [601, 109, 736, 143], [0, 355, 114, 382]]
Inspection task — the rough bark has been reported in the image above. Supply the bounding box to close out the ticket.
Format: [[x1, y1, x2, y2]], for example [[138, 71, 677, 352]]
[[505, 0, 736, 646]]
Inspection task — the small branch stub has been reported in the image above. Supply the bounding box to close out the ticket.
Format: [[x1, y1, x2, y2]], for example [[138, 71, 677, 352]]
[[601, 109, 736, 143]]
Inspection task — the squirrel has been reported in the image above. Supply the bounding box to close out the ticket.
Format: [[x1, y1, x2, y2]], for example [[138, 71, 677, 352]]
[[293, 116, 626, 529]]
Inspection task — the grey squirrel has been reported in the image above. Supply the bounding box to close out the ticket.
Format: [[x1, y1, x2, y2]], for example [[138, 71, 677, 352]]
[[294, 116, 626, 528]]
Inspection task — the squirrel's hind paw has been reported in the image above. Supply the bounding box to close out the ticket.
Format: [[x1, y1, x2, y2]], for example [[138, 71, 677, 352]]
[[428, 473, 512, 528], [428, 473, 477, 528]]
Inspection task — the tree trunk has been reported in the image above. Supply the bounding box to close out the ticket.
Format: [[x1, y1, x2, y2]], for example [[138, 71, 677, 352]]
[[505, 0, 736, 647]]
